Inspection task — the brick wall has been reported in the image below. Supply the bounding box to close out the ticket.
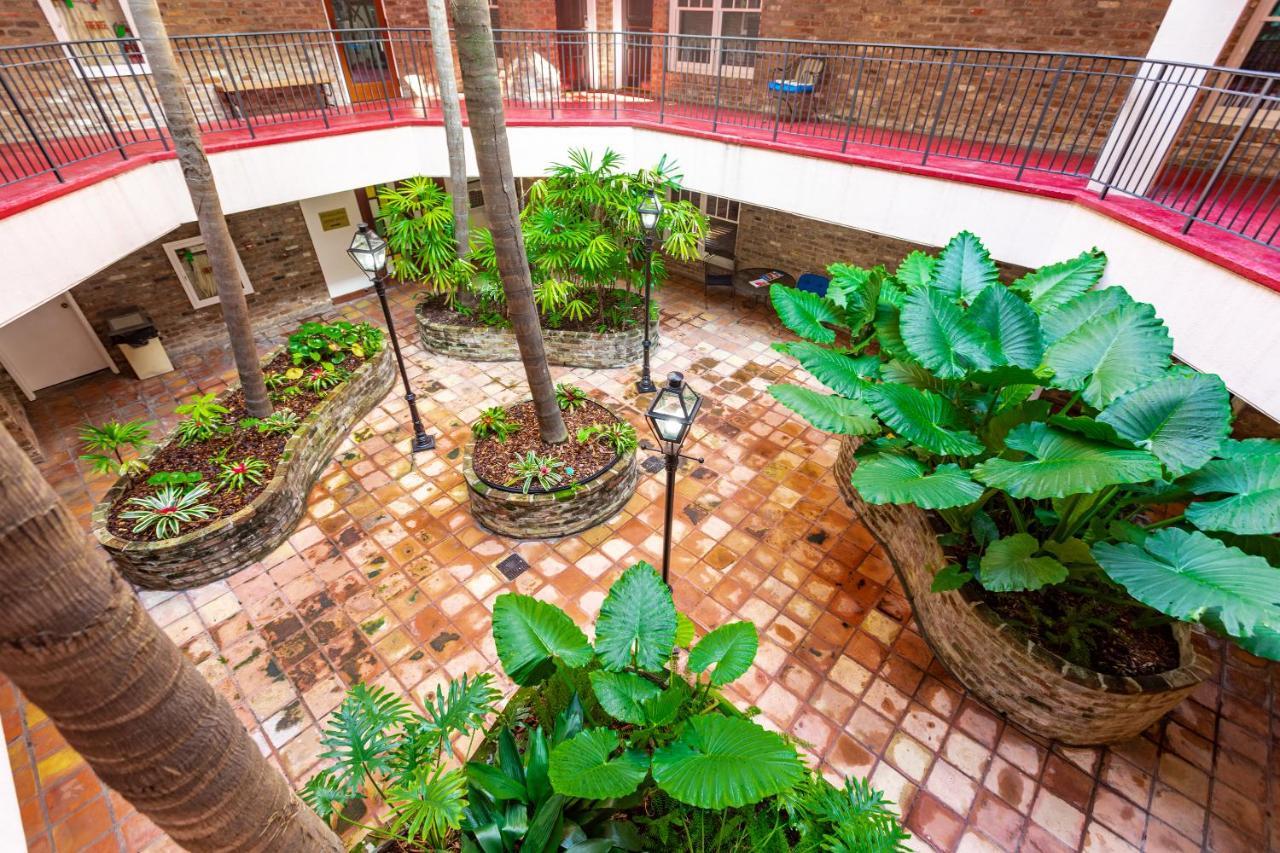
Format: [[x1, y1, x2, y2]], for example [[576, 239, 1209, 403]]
[[71, 201, 332, 374]]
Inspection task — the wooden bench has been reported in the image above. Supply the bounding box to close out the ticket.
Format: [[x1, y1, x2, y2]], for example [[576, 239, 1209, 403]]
[[214, 75, 334, 119]]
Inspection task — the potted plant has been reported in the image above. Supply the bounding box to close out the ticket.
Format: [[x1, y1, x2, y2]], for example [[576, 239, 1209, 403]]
[[766, 231, 1280, 744], [302, 561, 911, 851]]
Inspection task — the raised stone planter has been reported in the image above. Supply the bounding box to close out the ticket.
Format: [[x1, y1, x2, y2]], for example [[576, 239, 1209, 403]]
[[833, 436, 1209, 745], [416, 303, 656, 368], [93, 345, 396, 591], [464, 442, 638, 539]]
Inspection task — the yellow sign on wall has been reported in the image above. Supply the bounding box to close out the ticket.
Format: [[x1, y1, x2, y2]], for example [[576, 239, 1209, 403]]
[[318, 208, 351, 231]]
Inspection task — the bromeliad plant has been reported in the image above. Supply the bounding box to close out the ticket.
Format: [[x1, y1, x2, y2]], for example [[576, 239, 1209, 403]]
[[768, 231, 1280, 665], [507, 451, 567, 493], [472, 406, 521, 443], [79, 419, 152, 477], [119, 483, 217, 540], [216, 456, 269, 492], [174, 393, 231, 446], [554, 382, 589, 412], [577, 421, 639, 455]]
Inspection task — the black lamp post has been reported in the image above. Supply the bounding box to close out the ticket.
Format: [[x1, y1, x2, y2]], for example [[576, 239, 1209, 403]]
[[645, 371, 703, 587], [347, 222, 435, 453], [635, 190, 663, 394]]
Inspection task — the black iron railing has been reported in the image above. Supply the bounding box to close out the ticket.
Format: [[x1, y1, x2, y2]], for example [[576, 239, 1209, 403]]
[[0, 29, 1277, 248]]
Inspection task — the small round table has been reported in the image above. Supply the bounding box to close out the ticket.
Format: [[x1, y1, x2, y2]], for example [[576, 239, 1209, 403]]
[[732, 267, 796, 306]]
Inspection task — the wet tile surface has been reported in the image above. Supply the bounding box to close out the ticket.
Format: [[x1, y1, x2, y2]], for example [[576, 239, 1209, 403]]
[[2, 278, 1277, 852]]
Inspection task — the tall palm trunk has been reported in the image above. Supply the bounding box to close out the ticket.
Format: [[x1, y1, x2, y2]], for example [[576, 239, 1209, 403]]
[[129, 0, 271, 418], [454, 0, 566, 443], [0, 426, 341, 851], [427, 0, 469, 258]]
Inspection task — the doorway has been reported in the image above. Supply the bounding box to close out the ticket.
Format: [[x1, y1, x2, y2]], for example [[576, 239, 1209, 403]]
[[0, 294, 116, 399], [322, 0, 398, 105], [623, 0, 654, 92], [555, 0, 590, 91]]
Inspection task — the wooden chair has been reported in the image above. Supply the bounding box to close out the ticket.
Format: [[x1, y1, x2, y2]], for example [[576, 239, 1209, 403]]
[[766, 56, 826, 121]]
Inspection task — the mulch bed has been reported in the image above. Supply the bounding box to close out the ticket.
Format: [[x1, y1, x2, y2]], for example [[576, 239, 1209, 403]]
[[418, 287, 644, 333], [472, 400, 622, 493], [105, 350, 359, 542]]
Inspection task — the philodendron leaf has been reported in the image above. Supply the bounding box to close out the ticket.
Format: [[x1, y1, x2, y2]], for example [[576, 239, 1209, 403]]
[[1092, 528, 1280, 641], [784, 342, 880, 396], [588, 671, 662, 726], [1011, 248, 1107, 313], [1041, 300, 1173, 408], [1039, 287, 1133, 345], [674, 612, 696, 649], [866, 383, 985, 457], [548, 728, 649, 800], [594, 562, 677, 672], [930, 231, 999, 303], [972, 423, 1163, 499], [642, 677, 692, 727], [1182, 454, 1280, 536], [687, 622, 758, 686], [492, 594, 593, 686], [1217, 438, 1280, 458], [979, 533, 1069, 592], [873, 304, 912, 363], [826, 263, 881, 327], [895, 250, 936, 291], [880, 358, 947, 392], [768, 385, 881, 436], [967, 285, 1044, 369], [771, 286, 841, 343], [850, 454, 985, 509], [650, 716, 804, 809], [900, 286, 1000, 379], [1098, 372, 1232, 477]]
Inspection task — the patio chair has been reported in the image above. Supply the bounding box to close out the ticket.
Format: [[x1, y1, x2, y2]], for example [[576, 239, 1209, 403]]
[[796, 272, 830, 297], [766, 56, 825, 121], [704, 261, 735, 307]]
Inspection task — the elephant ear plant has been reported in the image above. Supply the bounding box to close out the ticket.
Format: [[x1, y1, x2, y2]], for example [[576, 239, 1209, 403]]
[[768, 231, 1280, 669]]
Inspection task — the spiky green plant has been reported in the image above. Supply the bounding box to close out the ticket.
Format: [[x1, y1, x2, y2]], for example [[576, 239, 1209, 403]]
[[78, 419, 152, 477], [472, 406, 521, 443], [119, 484, 216, 539], [253, 410, 301, 435], [555, 382, 589, 412], [376, 177, 476, 302], [507, 451, 566, 493], [577, 420, 639, 454], [300, 363, 348, 393], [216, 456, 269, 492]]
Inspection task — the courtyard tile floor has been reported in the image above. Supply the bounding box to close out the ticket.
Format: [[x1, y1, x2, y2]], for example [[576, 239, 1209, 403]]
[[2, 277, 1277, 852]]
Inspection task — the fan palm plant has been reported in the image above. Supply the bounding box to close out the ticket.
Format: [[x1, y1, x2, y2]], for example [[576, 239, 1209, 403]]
[[377, 177, 476, 303]]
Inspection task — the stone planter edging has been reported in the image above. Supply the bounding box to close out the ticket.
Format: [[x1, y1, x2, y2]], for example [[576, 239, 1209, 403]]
[[834, 435, 1209, 745], [92, 345, 396, 591], [416, 303, 657, 368]]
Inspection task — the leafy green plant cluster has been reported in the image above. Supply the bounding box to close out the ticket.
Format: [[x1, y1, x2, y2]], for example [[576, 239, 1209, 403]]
[[507, 451, 567, 493], [119, 483, 217, 539], [145, 470, 203, 487], [216, 456, 268, 492], [287, 319, 383, 366], [555, 382, 589, 412], [377, 176, 476, 302], [472, 406, 521, 443], [174, 393, 231, 446], [299, 362, 350, 394], [78, 419, 152, 477], [241, 409, 301, 435], [577, 421, 639, 454], [768, 230, 1280, 664]]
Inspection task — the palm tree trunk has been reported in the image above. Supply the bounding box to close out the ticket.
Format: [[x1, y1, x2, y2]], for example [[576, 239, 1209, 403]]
[[453, 0, 566, 443], [128, 0, 271, 418], [0, 426, 342, 852], [426, 0, 470, 259]]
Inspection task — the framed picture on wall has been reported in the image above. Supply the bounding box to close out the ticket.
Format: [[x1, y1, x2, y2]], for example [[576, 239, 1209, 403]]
[[162, 236, 254, 310]]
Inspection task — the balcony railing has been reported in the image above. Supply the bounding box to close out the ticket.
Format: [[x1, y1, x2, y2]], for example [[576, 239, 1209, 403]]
[[0, 28, 1277, 249]]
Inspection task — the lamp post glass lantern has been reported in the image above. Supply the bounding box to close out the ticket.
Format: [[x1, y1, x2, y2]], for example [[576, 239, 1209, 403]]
[[635, 190, 663, 394], [347, 223, 435, 453], [645, 372, 702, 586]]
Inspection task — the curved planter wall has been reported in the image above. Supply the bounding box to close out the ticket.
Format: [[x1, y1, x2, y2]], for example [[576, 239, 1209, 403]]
[[464, 443, 638, 539], [416, 303, 657, 368], [93, 345, 396, 590], [834, 436, 1208, 745]]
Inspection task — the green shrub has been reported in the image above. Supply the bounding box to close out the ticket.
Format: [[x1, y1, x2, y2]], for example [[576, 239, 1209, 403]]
[[472, 406, 521, 443], [78, 419, 152, 477], [577, 421, 639, 454]]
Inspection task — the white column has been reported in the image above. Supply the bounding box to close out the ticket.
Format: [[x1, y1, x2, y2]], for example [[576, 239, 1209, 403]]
[[1089, 0, 1250, 196]]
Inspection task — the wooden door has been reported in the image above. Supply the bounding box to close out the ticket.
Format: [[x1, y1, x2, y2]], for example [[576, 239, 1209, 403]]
[[323, 0, 398, 105], [623, 0, 654, 92], [555, 0, 589, 90]]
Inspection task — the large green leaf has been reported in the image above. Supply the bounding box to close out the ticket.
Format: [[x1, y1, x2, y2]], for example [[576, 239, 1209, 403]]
[[1039, 287, 1133, 345], [967, 285, 1044, 369], [978, 534, 1069, 592], [771, 286, 840, 343], [1040, 301, 1172, 407], [972, 423, 1163, 498], [650, 716, 804, 809], [850, 454, 985, 509], [873, 304, 912, 363], [880, 357, 947, 392], [548, 729, 649, 800], [1183, 454, 1280, 535], [687, 622, 758, 686], [784, 342, 880, 396], [899, 287, 1000, 379], [594, 562, 677, 672], [866, 383, 984, 457], [768, 385, 880, 436], [492, 594, 594, 686], [826, 263, 881, 328], [1011, 248, 1107, 313], [895, 250, 936, 291], [1092, 528, 1280, 639], [588, 671, 662, 725], [1098, 373, 1231, 477], [930, 231, 999, 302], [1217, 438, 1280, 459]]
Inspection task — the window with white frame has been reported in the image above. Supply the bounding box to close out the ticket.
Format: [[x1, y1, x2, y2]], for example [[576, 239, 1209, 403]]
[[163, 237, 254, 310], [676, 189, 739, 266], [669, 0, 762, 77], [38, 0, 149, 78]]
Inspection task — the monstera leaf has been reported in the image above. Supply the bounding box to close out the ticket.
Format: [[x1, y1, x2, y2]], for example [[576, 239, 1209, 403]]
[[1092, 528, 1280, 642], [967, 285, 1044, 369], [895, 250, 936, 291], [771, 286, 841, 343], [782, 342, 880, 396], [1040, 301, 1172, 407], [768, 385, 880, 436], [1039, 287, 1133, 345], [548, 728, 649, 800], [687, 622, 757, 686], [899, 287, 1001, 379], [930, 231, 999, 302], [851, 454, 985, 509], [978, 534, 1069, 592], [650, 716, 805, 809], [1011, 248, 1107, 313], [1182, 453, 1280, 536], [594, 562, 677, 672], [493, 594, 594, 686], [1098, 372, 1232, 477], [972, 423, 1163, 499], [866, 383, 984, 457], [589, 671, 662, 725]]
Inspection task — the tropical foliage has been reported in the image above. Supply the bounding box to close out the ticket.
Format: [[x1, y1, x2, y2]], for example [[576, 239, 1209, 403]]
[[287, 320, 383, 366], [767, 231, 1280, 664], [507, 451, 567, 493], [577, 421, 639, 455], [472, 406, 521, 443], [555, 382, 589, 412], [79, 419, 152, 477], [378, 177, 476, 301], [118, 483, 217, 539], [216, 456, 268, 491]]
